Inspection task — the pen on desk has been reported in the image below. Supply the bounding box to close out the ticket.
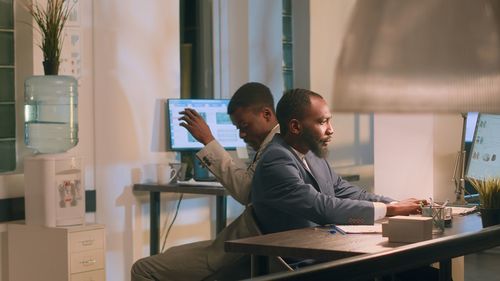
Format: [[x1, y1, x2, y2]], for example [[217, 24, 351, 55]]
[[331, 225, 346, 235], [441, 199, 449, 208], [315, 226, 337, 234]]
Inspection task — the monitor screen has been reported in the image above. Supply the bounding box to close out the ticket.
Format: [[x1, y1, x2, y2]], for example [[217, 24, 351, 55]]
[[466, 114, 500, 180], [166, 99, 246, 151], [464, 112, 479, 142]]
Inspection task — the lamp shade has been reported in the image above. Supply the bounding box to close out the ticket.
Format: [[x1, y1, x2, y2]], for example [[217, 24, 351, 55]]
[[332, 0, 500, 113]]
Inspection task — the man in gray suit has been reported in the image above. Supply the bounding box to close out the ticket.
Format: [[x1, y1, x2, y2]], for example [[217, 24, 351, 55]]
[[252, 89, 422, 236], [132, 82, 281, 281]]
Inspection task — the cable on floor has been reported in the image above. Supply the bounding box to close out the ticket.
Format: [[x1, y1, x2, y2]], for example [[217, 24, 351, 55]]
[[160, 193, 184, 253]]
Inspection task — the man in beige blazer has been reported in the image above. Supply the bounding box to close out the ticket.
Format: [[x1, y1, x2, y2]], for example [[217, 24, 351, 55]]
[[132, 82, 280, 281]]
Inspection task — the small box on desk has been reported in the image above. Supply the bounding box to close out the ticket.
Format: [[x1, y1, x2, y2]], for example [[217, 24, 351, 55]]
[[382, 216, 432, 243]]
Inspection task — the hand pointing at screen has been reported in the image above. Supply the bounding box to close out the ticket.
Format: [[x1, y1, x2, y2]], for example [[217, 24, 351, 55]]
[[178, 108, 215, 145]]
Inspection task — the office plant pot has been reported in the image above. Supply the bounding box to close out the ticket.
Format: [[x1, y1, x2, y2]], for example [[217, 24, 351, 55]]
[[43, 60, 60, 75], [480, 208, 500, 228]]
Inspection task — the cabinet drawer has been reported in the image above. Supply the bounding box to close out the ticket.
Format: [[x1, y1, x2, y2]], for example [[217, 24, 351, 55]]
[[71, 269, 105, 281], [70, 229, 104, 253], [70, 249, 105, 273]]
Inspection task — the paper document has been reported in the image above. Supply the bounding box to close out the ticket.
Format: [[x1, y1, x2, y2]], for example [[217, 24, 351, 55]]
[[335, 224, 383, 234], [177, 179, 223, 188], [450, 206, 477, 215]]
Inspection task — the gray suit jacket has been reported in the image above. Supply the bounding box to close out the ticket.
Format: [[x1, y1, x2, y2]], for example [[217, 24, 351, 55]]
[[252, 134, 394, 234]]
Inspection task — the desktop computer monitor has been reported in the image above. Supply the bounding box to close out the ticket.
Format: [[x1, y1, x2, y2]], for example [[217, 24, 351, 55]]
[[166, 99, 246, 181], [466, 113, 500, 180], [464, 112, 479, 143], [166, 99, 246, 151]]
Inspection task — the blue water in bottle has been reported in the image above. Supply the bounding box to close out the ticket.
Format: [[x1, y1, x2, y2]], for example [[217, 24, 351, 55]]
[[24, 76, 78, 154]]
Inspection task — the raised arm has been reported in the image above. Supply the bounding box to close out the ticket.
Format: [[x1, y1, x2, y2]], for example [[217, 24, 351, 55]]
[[179, 108, 253, 205], [196, 141, 253, 205]]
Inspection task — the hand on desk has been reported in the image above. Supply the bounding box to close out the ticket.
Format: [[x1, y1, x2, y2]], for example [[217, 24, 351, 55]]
[[386, 198, 427, 216], [179, 108, 215, 145], [399, 198, 428, 205]]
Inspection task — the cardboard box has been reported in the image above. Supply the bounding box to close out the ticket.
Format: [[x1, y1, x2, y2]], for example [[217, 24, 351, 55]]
[[382, 216, 433, 243]]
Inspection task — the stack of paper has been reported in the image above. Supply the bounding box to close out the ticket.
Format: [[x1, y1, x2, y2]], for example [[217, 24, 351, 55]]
[[450, 206, 477, 215], [177, 179, 223, 188], [335, 224, 383, 234]]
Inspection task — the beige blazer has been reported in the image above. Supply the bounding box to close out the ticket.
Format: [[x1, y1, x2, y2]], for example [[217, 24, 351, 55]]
[[196, 125, 279, 271], [131, 126, 282, 281]]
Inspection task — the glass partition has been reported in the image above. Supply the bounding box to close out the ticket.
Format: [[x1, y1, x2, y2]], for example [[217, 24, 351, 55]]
[[0, 0, 16, 172]]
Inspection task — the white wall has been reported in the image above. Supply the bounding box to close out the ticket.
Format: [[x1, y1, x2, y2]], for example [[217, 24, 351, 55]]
[[93, 1, 186, 279], [374, 114, 462, 202], [93, 1, 285, 279], [309, 0, 375, 190]]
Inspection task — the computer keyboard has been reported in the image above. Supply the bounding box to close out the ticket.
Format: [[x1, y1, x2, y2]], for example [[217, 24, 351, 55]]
[[177, 179, 223, 188], [193, 177, 217, 182]]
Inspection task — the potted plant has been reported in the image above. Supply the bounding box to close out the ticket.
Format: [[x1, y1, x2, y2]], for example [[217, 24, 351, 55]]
[[23, 0, 79, 154], [25, 0, 73, 75], [468, 177, 500, 227]]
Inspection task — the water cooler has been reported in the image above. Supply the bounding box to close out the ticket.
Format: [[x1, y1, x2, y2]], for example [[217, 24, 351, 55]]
[[24, 75, 84, 227], [24, 155, 85, 227]]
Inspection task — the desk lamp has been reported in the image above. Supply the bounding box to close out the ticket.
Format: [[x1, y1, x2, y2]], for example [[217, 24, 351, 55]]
[[331, 0, 500, 204]]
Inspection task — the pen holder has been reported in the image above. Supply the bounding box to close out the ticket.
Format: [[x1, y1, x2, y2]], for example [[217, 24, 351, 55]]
[[422, 206, 445, 234]]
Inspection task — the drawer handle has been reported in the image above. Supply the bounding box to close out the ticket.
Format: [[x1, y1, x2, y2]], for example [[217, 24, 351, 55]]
[[80, 258, 97, 266], [80, 239, 95, 246]]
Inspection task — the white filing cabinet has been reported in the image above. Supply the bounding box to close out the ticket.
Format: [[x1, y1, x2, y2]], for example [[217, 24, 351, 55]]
[[8, 223, 105, 281]]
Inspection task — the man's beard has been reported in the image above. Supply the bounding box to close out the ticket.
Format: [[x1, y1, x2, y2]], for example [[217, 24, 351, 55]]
[[302, 127, 329, 158]]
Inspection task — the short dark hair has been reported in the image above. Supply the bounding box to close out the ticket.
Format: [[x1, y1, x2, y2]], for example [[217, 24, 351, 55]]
[[276, 88, 323, 134], [227, 82, 275, 115]]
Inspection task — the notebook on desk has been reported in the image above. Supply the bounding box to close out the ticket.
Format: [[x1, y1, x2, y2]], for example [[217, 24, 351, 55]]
[[177, 179, 223, 188], [335, 224, 383, 234], [450, 206, 478, 215]]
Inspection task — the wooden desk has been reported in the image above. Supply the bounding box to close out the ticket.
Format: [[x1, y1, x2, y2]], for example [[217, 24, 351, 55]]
[[134, 183, 228, 255], [226, 214, 491, 280]]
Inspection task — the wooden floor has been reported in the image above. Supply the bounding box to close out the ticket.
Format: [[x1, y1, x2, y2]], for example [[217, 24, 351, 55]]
[[465, 247, 500, 281]]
